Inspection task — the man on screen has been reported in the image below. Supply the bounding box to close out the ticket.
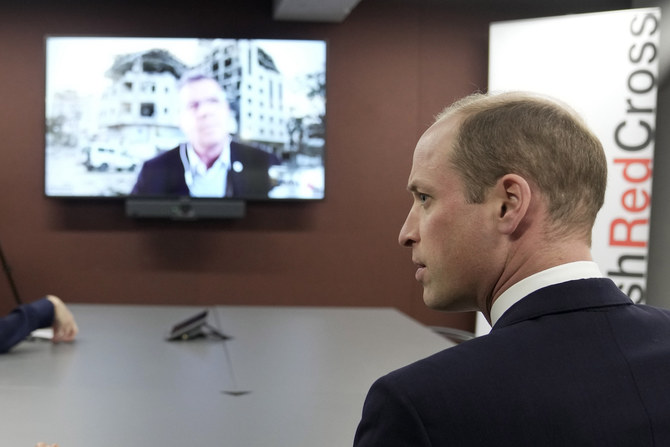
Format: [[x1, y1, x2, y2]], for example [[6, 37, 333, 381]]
[[131, 71, 279, 198]]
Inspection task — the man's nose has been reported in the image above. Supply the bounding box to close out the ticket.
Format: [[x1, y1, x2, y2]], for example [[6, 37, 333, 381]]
[[398, 210, 418, 247]]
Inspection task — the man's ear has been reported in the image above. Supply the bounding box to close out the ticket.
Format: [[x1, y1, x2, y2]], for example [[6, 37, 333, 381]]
[[492, 174, 531, 235]]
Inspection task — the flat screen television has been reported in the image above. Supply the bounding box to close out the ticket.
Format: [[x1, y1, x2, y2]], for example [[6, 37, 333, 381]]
[[44, 36, 326, 218]]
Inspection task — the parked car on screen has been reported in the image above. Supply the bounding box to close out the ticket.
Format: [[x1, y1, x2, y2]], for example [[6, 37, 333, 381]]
[[84, 146, 137, 172]]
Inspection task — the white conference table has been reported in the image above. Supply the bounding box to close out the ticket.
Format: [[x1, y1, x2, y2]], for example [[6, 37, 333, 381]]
[[0, 304, 453, 446]]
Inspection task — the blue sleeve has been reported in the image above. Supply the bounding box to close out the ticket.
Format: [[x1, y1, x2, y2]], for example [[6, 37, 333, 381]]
[[0, 298, 55, 354]]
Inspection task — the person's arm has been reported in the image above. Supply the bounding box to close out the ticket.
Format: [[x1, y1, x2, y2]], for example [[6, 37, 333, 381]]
[[0, 297, 54, 353], [0, 295, 78, 353]]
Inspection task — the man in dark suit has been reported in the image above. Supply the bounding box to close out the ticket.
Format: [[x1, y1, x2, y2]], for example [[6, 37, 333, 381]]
[[354, 92, 670, 446], [131, 72, 278, 199]]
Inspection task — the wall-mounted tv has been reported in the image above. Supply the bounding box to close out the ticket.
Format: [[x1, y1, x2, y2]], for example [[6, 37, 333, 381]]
[[45, 36, 326, 217]]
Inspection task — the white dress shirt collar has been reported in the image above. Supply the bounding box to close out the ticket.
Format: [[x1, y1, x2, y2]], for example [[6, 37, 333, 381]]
[[490, 261, 604, 327], [185, 142, 230, 175], [181, 141, 231, 197]]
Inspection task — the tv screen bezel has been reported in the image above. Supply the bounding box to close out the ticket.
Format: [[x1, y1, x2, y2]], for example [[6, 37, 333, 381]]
[[43, 35, 328, 204]]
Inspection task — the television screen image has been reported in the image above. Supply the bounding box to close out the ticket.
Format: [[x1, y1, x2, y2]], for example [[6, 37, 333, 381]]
[[45, 36, 327, 201]]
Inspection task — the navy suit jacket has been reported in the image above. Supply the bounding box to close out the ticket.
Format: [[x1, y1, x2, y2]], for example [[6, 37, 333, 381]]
[[131, 142, 278, 199], [354, 279, 670, 446]]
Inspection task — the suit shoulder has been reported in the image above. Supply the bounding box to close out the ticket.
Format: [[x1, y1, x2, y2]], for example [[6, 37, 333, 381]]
[[230, 141, 280, 165], [379, 337, 497, 389], [141, 147, 181, 168]]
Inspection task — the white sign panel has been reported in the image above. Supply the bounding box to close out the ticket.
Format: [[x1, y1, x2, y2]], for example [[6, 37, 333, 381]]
[[478, 8, 660, 335]]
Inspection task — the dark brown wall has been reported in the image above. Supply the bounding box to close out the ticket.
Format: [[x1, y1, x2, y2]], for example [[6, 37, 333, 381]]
[[0, 0, 496, 330]]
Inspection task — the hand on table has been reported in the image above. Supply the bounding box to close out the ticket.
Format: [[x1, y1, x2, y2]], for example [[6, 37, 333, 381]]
[[46, 295, 79, 343]]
